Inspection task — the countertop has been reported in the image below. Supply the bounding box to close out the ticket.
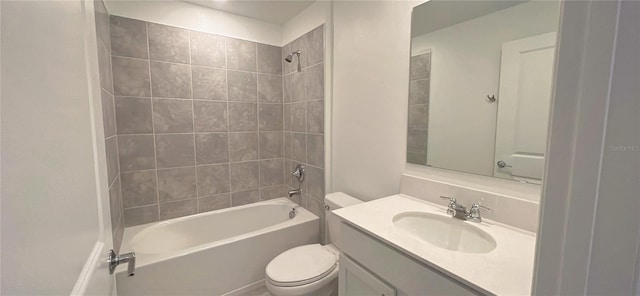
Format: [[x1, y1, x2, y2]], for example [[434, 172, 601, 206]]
[[334, 194, 536, 295]]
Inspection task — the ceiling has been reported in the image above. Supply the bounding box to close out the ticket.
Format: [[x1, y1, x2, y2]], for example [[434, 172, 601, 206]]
[[184, 0, 316, 25], [412, 0, 527, 37]]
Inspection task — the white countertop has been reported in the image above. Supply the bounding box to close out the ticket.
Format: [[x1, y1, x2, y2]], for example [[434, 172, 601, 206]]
[[334, 194, 536, 295]]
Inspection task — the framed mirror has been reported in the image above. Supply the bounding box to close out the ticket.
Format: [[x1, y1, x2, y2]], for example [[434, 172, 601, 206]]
[[407, 0, 560, 184]]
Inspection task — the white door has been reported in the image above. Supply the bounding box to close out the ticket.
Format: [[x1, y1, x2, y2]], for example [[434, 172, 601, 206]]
[[494, 32, 557, 182], [1, 0, 115, 295]]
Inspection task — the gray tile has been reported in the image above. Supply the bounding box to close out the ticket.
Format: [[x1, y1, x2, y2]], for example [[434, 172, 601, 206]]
[[110, 16, 148, 59], [410, 53, 430, 80], [112, 57, 150, 97], [155, 134, 195, 168], [112, 217, 124, 253], [197, 164, 230, 196], [260, 159, 284, 187], [118, 135, 156, 171], [305, 25, 324, 66], [306, 165, 324, 199], [229, 103, 257, 132], [106, 137, 120, 185], [148, 23, 190, 63], [226, 38, 256, 72], [97, 42, 113, 93], [290, 71, 305, 102], [194, 101, 228, 132], [407, 152, 427, 165], [305, 195, 324, 218], [228, 132, 258, 161], [291, 133, 306, 163], [283, 104, 292, 132], [307, 134, 324, 168], [283, 132, 292, 160], [94, 0, 111, 51], [190, 31, 225, 68], [230, 161, 259, 192], [121, 170, 157, 208], [159, 199, 197, 220], [232, 189, 260, 206], [101, 89, 116, 138], [152, 99, 194, 133], [258, 74, 283, 103], [257, 43, 282, 74], [260, 185, 286, 200], [304, 63, 324, 101], [409, 79, 430, 105], [192, 67, 226, 101], [283, 74, 292, 103], [150, 61, 192, 98], [109, 178, 122, 230], [228, 70, 257, 102], [307, 100, 324, 134], [157, 167, 197, 203], [124, 205, 158, 227], [408, 104, 429, 130], [115, 97, 153, 134], [259, 104, 283, 131], [284, 159, 294, 187], [198, 193, 231, 213], [259, 132, 282, 159], [291, 102, 306, 132], [407, 129, 428, 152], [196, 133, 229, 164]]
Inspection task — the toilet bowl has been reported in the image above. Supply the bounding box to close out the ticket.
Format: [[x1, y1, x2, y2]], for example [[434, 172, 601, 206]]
[[265, 193, 363, 296]]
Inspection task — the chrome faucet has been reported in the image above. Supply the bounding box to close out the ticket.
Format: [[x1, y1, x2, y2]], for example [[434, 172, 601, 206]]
[[288, 188, 301, 198], [439, 196, 492, 223], [288, 164, 304, 198], [108, 249, 136, 276]]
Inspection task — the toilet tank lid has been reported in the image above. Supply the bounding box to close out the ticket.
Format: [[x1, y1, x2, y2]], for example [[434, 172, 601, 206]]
[[324, 192, 362, 210]]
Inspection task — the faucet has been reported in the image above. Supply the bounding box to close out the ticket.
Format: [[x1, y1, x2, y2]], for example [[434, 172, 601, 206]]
[[439, 196, 492, 223], [288, 188, 301, 198], [108, 249, 136, 276]]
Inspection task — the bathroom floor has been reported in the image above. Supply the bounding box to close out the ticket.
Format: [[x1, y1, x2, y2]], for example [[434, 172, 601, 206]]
[[237, 284, 273, 296]]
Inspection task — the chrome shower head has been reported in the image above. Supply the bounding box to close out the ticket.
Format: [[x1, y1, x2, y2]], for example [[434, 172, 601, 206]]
[[284, 50, 302, 72]]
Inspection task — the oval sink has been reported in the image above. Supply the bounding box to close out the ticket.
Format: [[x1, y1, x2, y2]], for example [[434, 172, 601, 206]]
[[393, 212, 497, 254]]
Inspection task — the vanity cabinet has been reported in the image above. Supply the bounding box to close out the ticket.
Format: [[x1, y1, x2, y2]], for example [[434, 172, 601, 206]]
[[339, 255, 395, 296], [339, 223, 483, 296]]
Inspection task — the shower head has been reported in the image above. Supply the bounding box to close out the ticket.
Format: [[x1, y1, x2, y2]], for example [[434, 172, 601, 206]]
[[285, 50, 302, 72]]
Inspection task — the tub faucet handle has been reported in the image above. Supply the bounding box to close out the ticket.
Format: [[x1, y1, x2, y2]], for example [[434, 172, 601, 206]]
[[292, 164, 305, 182], [108, 249, 136, 276]]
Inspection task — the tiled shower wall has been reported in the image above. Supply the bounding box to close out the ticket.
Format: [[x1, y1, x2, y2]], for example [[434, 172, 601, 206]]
[[108, 16, 325, 227], [407, 52, 431, 165], [282, 26, 326, 239], [94, 0, 125, 251]]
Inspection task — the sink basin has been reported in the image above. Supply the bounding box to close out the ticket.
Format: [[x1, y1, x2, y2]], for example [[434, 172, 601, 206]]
[[393, 212, 497, 253]]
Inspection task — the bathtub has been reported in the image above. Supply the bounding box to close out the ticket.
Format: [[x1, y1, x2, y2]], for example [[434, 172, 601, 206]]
[[115, 198, 319, 295]]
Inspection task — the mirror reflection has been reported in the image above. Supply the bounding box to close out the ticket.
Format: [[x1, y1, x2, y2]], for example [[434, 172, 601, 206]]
[[407, 0, 560, 184]]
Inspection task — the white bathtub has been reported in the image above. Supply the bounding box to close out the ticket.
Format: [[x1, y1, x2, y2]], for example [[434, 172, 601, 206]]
[[116, 198, 319, 295]]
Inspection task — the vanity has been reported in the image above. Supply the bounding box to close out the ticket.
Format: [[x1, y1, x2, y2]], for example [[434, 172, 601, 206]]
[[334, 194, 536, 295]]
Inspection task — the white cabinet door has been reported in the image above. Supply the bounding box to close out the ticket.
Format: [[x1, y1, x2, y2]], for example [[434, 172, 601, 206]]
[[1, 0, 115, 294], [494, 32, 557, 182], [339, 255, 396, 296]]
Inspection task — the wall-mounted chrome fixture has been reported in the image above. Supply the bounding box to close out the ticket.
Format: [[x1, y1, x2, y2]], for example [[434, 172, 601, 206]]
[[288, 164, 305, 198], [108, 249, 136, 276], [285, 50, 302, 72]]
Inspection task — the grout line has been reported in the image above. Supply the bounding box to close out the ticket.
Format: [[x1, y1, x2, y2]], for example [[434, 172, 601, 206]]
[[256, 41, 262, 197], [144, 22, 162, 222], [225, 37, 233, 208], [187, 30, 199, 213]]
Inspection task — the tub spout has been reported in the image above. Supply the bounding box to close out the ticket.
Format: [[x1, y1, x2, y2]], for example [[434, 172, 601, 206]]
[[288, 188, 301, 198]]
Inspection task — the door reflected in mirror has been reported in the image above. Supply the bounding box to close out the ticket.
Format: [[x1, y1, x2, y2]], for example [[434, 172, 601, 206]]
[[407, 0, 560, 184]]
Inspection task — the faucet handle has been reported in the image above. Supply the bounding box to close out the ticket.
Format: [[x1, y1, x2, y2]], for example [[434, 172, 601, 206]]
[[470, 203, 492, 212], [440, 196, 457, 216], [468, 203, 492, 222]]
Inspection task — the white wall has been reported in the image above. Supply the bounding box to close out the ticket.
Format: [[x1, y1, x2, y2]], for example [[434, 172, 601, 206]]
[[105, 0, 283, 46], [283, 1, 331, 45], [411, 1, 559, 176], [331, 1, 415, 200]]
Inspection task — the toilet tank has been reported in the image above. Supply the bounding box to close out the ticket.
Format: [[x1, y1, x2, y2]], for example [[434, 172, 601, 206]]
[[324, 192, 363, 248]]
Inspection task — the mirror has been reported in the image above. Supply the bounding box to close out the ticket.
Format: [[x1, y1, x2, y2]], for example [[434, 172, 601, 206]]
[[407, 0, 560, 184]]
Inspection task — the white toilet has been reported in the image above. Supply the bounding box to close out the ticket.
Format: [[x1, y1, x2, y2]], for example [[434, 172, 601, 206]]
[[265, 192, 363, 296]]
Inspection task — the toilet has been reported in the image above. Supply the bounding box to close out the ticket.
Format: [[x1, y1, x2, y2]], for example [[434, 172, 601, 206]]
[[265, 192, 363, 296]]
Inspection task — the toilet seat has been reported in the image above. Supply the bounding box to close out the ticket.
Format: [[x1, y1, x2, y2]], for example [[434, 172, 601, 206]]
[[266, 244, 338, 287]]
